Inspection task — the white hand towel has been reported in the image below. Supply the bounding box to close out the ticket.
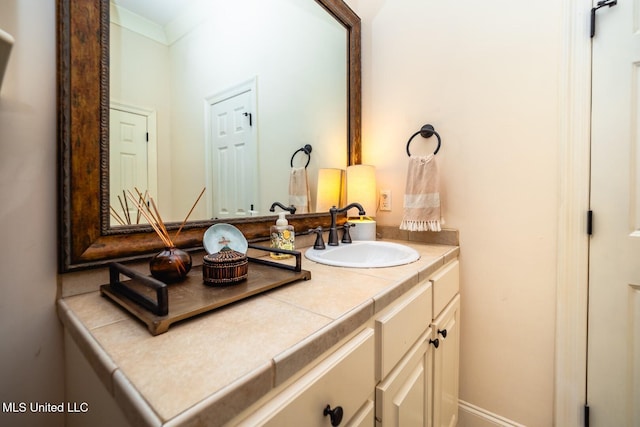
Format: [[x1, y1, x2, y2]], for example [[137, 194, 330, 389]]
[[400, 154, 442, 232], [289, 167, 310, 213]]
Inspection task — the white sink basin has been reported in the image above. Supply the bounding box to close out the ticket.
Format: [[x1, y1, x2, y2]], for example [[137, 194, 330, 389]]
[[305, 241, 420, 268]]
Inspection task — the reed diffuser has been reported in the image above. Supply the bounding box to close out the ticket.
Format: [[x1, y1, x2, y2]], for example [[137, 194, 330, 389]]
[[126, 188, 205, 283]]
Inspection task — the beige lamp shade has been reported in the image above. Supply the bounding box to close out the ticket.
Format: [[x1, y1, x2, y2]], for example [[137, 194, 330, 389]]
[[315, 168, 344, 212], [346, 164, 377, 217]]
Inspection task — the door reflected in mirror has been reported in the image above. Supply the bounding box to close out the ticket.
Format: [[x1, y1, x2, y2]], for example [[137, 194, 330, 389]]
[[109, 0, 348, 226]]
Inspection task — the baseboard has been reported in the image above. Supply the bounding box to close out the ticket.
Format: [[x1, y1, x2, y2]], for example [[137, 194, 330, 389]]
[[458, 400, 526, 427]]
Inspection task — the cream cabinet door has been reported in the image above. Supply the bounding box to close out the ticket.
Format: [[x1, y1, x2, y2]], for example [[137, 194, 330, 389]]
[[375, 328, 435, 427], [432, 295, 460, 427]]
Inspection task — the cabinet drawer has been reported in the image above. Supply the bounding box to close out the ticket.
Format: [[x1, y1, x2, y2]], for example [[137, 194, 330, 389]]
[[431, 260, 459, 317], [238, 328, 375, 427], [376, 282, 432, 380]]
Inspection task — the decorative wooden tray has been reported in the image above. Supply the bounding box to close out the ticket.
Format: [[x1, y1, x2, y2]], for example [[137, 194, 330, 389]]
[[100, 247, 311, 335]]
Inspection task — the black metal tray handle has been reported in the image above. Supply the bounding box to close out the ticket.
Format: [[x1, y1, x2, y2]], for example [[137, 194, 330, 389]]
[[109, 263, 169, 316], [247, 244, 302, 272]]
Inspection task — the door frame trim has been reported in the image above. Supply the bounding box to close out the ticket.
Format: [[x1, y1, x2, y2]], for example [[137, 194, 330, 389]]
[[554, 1, 592, 425]]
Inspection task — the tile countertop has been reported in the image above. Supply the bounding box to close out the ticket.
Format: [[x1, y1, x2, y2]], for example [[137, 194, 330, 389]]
[[57, 235, 459, 427]]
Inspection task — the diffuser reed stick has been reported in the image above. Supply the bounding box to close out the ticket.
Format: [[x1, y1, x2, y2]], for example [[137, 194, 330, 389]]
[[175, 187, 206, 239], [122, 190, 131, 224], [137, 190, 147, 224], [110, 206, 126, 226], [126, 191, 173, 247], [117, 195, 128, 224], [125, 187, 206, 247]]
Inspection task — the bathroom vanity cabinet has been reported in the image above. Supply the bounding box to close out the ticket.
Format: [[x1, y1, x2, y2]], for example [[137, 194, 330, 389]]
[[232, 260, 460, 427], [375, 260, 459, 427], [59, 240, 459, 427]]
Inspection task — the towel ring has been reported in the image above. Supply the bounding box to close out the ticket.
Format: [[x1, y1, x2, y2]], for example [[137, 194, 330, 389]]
[[290, 144, 313, 168], [406, 124, 441, 156]]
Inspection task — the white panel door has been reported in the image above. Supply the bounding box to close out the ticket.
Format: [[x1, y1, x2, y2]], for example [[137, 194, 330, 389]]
[[206, 83, 257, 218], [589, 0, 640, 425], [109, 108, 148, 225]]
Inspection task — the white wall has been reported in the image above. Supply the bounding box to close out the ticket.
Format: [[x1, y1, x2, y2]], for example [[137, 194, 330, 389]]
[[0, 1, 63, 426], [110, 22, 172, 221], [349, 0, 561, 425]]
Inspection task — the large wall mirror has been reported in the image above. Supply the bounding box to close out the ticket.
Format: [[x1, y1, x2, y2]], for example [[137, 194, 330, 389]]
[[58, 0, 361, 272]]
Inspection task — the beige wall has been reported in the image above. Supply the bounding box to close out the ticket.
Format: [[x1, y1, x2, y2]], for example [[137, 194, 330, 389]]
[[1, 0, 564, 426], [348, 0, 561, 425], [0, 1, 63, 426]]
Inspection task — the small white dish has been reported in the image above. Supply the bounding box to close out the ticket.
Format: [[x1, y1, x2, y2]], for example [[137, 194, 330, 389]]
[[203, 224, 248, 255]]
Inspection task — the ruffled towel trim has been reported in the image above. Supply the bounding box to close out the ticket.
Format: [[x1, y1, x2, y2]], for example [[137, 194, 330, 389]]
[[399, 219, 442, 232]]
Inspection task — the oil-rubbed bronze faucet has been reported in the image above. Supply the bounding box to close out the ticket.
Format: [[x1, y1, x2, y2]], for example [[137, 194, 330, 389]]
[[328, 203, 365, 246], [269, 202, 296, 214]]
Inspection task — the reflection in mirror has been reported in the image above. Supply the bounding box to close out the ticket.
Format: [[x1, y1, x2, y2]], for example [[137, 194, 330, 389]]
[[57, 0, 360, 271], [109, 0, 348, 226]]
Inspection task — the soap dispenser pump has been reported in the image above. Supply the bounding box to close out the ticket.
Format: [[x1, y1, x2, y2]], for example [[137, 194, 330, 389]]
[[270, 212, 295, 259]]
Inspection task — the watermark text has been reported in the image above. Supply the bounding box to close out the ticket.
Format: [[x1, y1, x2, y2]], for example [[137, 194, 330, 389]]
[[2, 401, 89, 414]]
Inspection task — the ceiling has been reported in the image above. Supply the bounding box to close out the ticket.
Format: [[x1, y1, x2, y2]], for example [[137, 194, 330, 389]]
[[111, 0, 189, 25]]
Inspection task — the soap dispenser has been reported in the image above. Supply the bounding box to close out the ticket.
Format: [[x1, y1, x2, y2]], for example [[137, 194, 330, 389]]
[[270, 212, 295, 259]]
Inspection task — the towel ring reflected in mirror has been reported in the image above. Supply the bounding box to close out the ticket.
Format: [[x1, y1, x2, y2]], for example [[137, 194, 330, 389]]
[[290, 144, 313, 168], [406, 124, 442, 156]]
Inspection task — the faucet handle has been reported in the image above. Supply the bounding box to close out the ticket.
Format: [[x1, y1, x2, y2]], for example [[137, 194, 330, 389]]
[[309, 227, 326, 250], [269, 202, 297, 214], [341, 223, 355, 244]]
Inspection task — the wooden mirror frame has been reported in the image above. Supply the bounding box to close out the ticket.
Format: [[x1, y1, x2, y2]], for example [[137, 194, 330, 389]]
[[57, 0, 361, 272]]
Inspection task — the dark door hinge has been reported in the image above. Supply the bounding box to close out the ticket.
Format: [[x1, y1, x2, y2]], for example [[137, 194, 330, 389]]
[[584, 404, 590, 427], [587, 210, 593, 235], [146, 132, 149, 142], [590, 0, 618, 38]]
